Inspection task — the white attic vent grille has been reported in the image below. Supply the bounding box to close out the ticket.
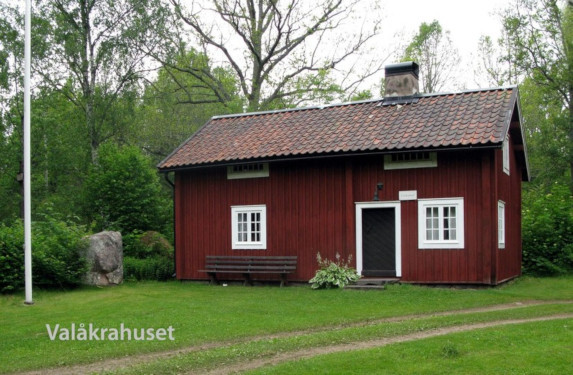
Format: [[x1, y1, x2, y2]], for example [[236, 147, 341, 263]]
[[227, 163, 269, 179], [384, 151, 437, 170]]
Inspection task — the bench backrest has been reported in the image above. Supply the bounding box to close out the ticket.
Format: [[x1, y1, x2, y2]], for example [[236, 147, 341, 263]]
[[205, 255, 297, 272]]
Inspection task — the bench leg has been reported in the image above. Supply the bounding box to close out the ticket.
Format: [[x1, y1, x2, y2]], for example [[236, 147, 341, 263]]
[[242, 273, 253, 286], [280, 273, 288, 287], [207, 272, 218, 285]]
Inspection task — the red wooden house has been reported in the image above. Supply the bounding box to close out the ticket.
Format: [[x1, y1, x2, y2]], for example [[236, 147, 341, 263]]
[[158, 62, 529, 285]]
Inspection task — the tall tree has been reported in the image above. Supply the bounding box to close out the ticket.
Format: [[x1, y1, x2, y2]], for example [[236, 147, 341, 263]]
[[474, 34, 519, 87], [33, 0, 169, 163], [167, 0, 382, 111], [501, 0, 572, 186], [401, 20, 461, 93], [134, 48, 242, 160]]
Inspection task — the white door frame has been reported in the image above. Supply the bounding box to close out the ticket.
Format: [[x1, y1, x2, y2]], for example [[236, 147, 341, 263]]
[[355, 201, 401, 277]]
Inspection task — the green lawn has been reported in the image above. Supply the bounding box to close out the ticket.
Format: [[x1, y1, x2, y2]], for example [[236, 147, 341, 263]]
[[0, 276, 571, 374], [245, 318, 573, 375]]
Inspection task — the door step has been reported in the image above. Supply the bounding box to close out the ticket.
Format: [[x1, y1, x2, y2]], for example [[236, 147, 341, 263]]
[[344, 278, 400, 290]]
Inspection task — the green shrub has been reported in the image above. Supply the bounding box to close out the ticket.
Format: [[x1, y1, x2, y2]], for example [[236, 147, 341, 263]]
[[309, 252, 360, 289], [522, 183, 573, 275], [122, 230, 174, 281], [0, 221, 24, 293], [124, 256, 174, 281], [0, 215, 89, 293], [83, 143, 166, 234], [32, 214, 89, 288], [123, 230, 173, 259]]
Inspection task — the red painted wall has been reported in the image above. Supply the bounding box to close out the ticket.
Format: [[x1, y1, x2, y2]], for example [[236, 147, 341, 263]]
[[175, 159, 351, 281], [496, 123, 524, 283], [174, 147, 523, 284]]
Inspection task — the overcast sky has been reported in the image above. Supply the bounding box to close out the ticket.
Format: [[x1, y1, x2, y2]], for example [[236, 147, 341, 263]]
[[374, 0, 513, 90], [379, 0, 512, 56]]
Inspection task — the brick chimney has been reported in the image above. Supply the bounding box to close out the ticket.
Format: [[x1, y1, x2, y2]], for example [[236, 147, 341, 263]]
[[384, 61, 419, 97]]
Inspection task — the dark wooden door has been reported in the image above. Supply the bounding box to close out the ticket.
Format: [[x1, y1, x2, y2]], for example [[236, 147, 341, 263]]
[[362, 208, 396, 277]]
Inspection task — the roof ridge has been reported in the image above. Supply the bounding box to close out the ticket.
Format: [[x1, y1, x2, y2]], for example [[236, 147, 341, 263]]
[[212, 86, 517, 121]]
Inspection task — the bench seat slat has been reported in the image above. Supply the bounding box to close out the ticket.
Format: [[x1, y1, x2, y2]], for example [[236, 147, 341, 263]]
[[200, 255, 298, 286], [205, 267, 297, 272], [206, 261, 296, 267]]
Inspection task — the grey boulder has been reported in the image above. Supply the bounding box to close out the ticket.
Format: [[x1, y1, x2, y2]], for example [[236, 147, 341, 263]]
[[83, 231, 123, 286]]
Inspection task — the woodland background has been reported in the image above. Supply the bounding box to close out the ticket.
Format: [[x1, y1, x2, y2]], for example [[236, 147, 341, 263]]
[[0, 0, 571, 291]]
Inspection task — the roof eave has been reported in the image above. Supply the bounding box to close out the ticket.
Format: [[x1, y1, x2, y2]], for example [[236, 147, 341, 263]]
[[157, 143, 501, 173]]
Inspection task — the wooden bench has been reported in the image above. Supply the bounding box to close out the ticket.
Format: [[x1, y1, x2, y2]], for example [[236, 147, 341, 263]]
[[199, 255, 297, 287]]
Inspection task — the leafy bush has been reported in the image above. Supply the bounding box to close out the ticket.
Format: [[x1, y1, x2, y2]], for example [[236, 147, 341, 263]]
[[0, 221, 24, 293], [124, 256, 174, 281], [522, 183, 573, 275], [0, 215, 88, 293], [32, 214, 89, 288], [83, 143, 167, 234], [123, 230, 173, 259], [309, 252, 360, 289], [122, 230, 173, 281]]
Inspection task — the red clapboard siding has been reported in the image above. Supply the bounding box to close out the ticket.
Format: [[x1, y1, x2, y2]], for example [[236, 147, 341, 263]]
[[174, 148, 522, 284], [496, 126, 524, 283], [175, 159, 350, 281]]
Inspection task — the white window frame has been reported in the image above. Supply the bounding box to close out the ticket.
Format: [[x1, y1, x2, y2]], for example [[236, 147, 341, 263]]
[[227, 163, 269, 180], [231, 205, 267, 250], [502, 137, 510, 175], [498, 201, 506, 249], [384, 152, 437, 170], [418, 198, 464, 249]]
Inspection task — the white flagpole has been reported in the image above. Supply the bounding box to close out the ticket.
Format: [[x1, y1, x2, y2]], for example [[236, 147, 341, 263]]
[[24, 0, 33, 305]]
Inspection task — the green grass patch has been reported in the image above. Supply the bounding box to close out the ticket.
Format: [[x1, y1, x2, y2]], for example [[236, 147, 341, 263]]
[[109, 303, 573, 374], [246, 318, 573, 374], [0, 276, 571, 373]]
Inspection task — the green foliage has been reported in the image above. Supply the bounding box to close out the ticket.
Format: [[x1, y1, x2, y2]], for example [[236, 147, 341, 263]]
[[0, 220, 24, 293], [522, 183, 573, 275], [123, 230, 173, 281], [123, 256, 174, 281], [501, 0, 572, 187], [0, 214, 88, 293], [133, 48, 241, 161], [83, 143, 167, 234], [309, 252, 360, 289], [169, 0, 380, 111], [32, 213, 89, 288], [400, 20, 460, 93], [123, 230, 173, 259], [519, 79, 571, 186], [0, 112, 21, 223]]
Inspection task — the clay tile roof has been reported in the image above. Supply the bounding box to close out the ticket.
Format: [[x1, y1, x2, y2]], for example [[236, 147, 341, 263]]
[[158, 87, 518, 170]]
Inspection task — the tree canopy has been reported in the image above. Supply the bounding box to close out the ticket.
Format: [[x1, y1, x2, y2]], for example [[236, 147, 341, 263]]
[[400, 20, 460, 93], [501, 0, 572, 188], [167, 0, 383, 111]]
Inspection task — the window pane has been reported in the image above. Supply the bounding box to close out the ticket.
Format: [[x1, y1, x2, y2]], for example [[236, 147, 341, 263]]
[[425, 206, 441, 240]]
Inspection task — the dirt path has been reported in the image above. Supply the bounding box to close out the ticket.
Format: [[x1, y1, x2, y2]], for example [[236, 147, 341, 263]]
[[201, 313, 573, 375], [14, 300, 573, 375]]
